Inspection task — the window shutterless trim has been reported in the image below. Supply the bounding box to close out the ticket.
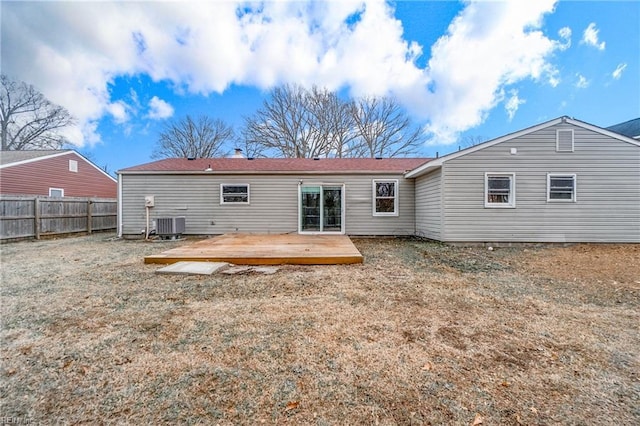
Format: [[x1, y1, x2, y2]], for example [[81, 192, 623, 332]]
[[484, 172, 516, 208], [372, 179, 399, 216], [220, 183, 250, 204], [547, 173, 577, 202], [49, 187, 64, 197]]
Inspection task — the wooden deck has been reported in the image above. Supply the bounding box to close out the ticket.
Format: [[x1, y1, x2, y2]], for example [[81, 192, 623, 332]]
[[144, 233, 364, 265]]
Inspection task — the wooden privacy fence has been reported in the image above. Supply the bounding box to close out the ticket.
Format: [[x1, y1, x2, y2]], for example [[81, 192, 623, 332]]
[[0, 196, 117, 241]]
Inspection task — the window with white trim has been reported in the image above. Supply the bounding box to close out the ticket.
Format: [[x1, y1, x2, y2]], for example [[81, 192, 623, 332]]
[[220, 184, 249, 204], [49, 188, 64, 197], [485, 173, 515, 208], [547, 174, 576, 202], [556, 129, 574, 152], [373, 179, 398, 216], [69, 159, 78, 172]]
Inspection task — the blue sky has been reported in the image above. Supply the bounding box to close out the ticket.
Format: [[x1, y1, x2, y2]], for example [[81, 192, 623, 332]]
[[2, 1, 638, 175]]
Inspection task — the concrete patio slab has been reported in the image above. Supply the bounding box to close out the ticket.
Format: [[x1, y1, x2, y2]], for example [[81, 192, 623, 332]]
[[155, 261, 229, 275]]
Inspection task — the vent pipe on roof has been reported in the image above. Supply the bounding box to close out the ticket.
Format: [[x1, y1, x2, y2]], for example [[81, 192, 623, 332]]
[[232, 148, 244, 158], [375, 156, 382, 160]]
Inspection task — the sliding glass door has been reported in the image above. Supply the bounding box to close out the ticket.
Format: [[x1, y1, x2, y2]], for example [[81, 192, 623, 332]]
[[300, 185, 344, 233]]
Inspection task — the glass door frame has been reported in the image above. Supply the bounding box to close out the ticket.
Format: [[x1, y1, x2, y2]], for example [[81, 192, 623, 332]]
[[298, 183, 345, 235]]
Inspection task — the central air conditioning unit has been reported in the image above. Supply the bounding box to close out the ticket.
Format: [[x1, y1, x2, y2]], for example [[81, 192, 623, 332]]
[[156, 217, 186, 239]]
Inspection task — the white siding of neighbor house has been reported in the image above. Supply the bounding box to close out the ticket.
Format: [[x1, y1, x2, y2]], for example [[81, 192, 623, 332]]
[[440, 122, 640, 243], [415, 168, 442, 240], [120, 173, 415, 237]]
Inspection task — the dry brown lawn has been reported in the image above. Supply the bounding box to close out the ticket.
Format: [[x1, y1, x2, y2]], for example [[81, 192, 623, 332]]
[[1, 234, 639, 425]]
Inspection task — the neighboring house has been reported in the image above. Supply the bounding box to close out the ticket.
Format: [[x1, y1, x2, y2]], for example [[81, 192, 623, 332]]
[[118, 116, 640, 243], [407, 116, 640, 243], [0, 150, 117, 198], [606, 117, 640, 140]]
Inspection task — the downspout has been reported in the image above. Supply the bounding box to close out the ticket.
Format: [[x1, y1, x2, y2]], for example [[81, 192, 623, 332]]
[[117, 173, 123, 238]]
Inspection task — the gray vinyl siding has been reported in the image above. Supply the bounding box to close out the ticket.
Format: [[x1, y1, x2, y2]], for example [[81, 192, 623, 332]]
[[440, 123, 640, 243], [415, 168, 442, 240], [120, 173, 415, 237]]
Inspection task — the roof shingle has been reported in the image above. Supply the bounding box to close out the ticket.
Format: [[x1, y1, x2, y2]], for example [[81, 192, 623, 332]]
[[119, 157, 431, 174]]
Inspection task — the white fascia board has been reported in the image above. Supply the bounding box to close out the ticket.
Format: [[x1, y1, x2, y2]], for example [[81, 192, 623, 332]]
[[0, 149, 117, 182], [405, 116, 640, 179], [565, 117, 640, 147], [406, 117, 565, 178], [0, 150, 72, 169], [70, 150, 118, 182]]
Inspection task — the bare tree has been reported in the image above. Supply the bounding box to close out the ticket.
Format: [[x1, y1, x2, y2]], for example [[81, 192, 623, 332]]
[[242, 84, 332, 158], [236, 138, 267, 159], [306, 86, 357, 158], [152, 115, 234, 159], [242, 85, 426, 158], [459, 134, 487, 149], [349, 96, 425, 158], [1, 74, 75, 151]]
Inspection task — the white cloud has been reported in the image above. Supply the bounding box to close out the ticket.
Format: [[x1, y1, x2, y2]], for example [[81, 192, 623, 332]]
[[575, 74, 589, 89], [419, 0, 562, 143], [107, 101, 129, 124], [147, 96, 174, 119], [557, 27, 572, 50], [505, 91, 525, 120], [581, 22, 605, 50], [2, 0, 565, 147], [612, 63, 627, 79]]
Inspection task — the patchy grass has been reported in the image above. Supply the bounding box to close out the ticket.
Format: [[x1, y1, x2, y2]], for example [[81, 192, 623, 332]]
[[1, 234, 639, 424]]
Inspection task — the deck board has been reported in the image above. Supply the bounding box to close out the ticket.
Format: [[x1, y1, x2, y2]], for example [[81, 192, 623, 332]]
[[144, 233, 364, 265]]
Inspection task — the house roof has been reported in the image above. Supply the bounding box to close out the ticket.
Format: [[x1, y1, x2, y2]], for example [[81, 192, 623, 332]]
[[118, 157, 432, 175], [606, 117, 640, 139], [0, 149, 72, 166], [405, 116, 640, 179]]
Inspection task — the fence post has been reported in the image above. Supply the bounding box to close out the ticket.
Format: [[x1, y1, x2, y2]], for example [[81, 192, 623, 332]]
[[34, 197, 41, 240], [87, 199, 93, 234]]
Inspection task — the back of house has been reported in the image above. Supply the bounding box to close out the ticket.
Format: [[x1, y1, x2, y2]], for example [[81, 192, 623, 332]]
[[408, 117, 640, 243], [118, 116, 639, 243], [117, 157, 429, 239]]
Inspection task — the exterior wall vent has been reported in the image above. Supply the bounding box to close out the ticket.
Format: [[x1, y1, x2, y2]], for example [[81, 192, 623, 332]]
[[556, 129, 574, 152], [156, 217, 186, 239]]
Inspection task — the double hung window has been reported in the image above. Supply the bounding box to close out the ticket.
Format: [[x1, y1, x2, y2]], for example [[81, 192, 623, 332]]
[[220, 184, 249, 204], [485, 173, 515, 208], [373, 180, 398, 216], [547, 174, 576, 202]]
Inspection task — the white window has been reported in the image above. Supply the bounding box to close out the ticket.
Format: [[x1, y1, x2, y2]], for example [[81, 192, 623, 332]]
[[49, 188, 64, 197], [547, 174, 576, 202], [556, 129, 574, 152], [372, 179, 398, 216], [485, 173, 515, 208], [69, 159, 78, 172], [220, 184, 249, 204]]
